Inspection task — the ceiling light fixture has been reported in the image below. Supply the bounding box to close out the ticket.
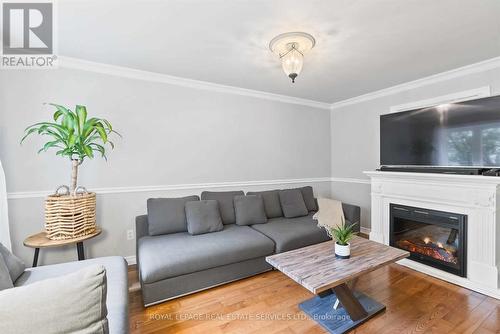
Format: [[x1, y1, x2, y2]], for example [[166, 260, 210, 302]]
[[269, 32, 316, 83]]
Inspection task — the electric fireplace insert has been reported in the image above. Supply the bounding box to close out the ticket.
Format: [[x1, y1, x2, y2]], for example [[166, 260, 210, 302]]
[[389, 204, 467, 277]]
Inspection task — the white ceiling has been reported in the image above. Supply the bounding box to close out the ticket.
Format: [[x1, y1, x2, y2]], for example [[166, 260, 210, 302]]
[[59, 0, 500, 103]]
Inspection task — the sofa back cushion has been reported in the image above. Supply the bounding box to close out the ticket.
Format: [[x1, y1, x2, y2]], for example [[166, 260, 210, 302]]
[[246, 190, 283, 218], [185, 200, 224, 235], [279, 189, 308, 218], [299, 186, 318, 212], [0, 254, 13, 291], [147, 196, 200, 235], [234, 195, 268, 226], [200, 191, 244, 224], [0, 243, 24, 283], [0, 264, 108, 334]]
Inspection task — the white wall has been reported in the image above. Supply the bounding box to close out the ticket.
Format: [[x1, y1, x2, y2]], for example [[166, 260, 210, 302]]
[[0, 67, 331, 265], [330, 66, 500, 230]]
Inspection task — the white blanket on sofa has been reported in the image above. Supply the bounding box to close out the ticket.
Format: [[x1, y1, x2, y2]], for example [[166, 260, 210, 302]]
[[313, 197, 345, 229]]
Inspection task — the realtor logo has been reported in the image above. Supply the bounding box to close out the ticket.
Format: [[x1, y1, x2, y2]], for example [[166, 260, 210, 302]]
[[1, 1, 57, 68]]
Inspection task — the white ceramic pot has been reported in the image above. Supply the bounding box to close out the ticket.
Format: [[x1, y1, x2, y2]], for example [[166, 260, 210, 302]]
[[335, 242, 351, 259]]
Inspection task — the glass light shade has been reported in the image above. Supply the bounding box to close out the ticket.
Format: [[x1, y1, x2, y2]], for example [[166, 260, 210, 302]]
[[281, 47, 303, 83]]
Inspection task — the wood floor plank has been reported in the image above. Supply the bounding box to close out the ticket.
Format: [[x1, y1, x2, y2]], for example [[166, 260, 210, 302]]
[[128, 263, 500, 333]]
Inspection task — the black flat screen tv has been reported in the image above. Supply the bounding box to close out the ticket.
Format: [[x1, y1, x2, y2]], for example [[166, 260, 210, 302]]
[[380, 95, 500, 168]]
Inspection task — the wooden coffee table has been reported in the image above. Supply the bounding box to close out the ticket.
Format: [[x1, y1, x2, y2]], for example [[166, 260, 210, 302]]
[[266, 236, 409, 333]]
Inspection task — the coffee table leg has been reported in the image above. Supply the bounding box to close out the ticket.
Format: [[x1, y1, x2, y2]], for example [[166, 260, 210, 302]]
[[332, 283, 369, 321], [32, 248, 40, 267], [76, 242, 85, 261]]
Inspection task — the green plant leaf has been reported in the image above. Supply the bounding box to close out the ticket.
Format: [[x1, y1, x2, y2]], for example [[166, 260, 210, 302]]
[[329, 222, 357, 245], [83, 145, 94, 158], [22, 104, 119, 163], [75, 105, 87, 135]]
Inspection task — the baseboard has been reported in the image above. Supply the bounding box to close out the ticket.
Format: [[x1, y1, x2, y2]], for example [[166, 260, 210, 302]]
[[125, 255, 136, 266], [397, 258, 500, 300], [360, 227, 371, 235]]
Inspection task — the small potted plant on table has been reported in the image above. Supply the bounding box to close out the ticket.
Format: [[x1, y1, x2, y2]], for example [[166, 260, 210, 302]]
[[328, 222, 357, 259]]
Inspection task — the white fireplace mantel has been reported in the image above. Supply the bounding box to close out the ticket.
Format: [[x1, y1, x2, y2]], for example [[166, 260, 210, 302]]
[[365, 170, 500, 299]]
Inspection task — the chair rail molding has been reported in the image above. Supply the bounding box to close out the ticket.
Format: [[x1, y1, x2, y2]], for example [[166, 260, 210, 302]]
[[330, 177, 370, 185], [7, 177, 333, 200]]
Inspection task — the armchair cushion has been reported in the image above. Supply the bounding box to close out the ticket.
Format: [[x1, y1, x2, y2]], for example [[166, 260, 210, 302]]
[[0, 265, 109, 334], [0, 254, 13, 291], [0, 243, 24, 283]]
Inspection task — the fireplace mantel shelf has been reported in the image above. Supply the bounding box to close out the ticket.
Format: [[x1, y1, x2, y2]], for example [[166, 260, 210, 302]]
[[365, 171, 500, 185], [365, 170, 500, 299]]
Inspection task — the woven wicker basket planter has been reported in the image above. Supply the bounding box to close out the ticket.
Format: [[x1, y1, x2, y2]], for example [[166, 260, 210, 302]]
[[45, 186, 97, 240]]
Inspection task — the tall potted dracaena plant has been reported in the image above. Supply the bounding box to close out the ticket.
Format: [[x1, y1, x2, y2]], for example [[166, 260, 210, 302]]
[[21, 104, 120, 240], [21, 104, 119, 193]]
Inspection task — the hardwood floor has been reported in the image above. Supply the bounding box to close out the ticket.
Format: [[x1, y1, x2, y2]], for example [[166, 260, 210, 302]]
[[128, 264, 500, 333]]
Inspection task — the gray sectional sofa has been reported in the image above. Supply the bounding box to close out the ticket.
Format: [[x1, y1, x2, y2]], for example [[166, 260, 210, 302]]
[[136, 187, 360, 306]]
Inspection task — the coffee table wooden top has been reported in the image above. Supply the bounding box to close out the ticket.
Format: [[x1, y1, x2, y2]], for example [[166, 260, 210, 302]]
[[23, 228, 102, 248], [266, 236, 409, 294]]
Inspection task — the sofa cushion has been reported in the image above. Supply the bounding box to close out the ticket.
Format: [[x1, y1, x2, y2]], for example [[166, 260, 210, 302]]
[[201, 191, 244, 224], [138, 224, 275, 283], [251, 213, 331, 253], [247, 190, 283, 218], [0, 254, 13, 291], [1, 265, 109, 334], [279, 189, 308, 218], [147, 196, 200, 235], [234, 195, 267, 226], [186, 200, 224, 235], [300, 186, 318, 212], [0, 243, 25, 283], [14, 256, 128, 334]]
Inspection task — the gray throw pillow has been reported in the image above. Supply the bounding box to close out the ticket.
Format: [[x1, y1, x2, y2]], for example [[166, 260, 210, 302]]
[[234, 195, 268, 226], [247, 190, 283, 218], [147, 195, 200, 235], [0, 254, 13, 291], [0, 264, 108, 334], [185, 200, 224, 235], [200, 191, 244, 224], [279, 189, 309, 218], [300, 186, 318, 211], [0, 243, 25, 283]]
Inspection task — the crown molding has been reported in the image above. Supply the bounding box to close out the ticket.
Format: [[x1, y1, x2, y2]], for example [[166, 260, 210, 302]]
[[389, 86, 491, 114], [58, 57, 330, 110], [7, 177, 332, 199], [330, 56, 500, 110], [57, 55, 500, 112]]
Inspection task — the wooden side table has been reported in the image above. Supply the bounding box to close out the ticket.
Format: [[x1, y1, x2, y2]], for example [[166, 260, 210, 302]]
[[23, 228, 102, 267]]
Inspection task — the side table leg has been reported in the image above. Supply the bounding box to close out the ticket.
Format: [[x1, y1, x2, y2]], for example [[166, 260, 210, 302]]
[[32, 248, 40, 267], [76, 242, 85, 261]]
